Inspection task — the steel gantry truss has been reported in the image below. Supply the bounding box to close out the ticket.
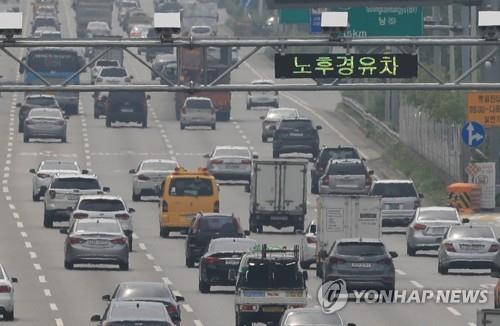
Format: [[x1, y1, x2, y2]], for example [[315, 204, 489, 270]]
[[2, 36, 500, 92]]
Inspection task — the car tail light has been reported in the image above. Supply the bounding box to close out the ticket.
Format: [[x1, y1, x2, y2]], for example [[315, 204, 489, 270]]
[[241, 159, 251, 164], [69, 237, 84, 244], [489, 244, 500, 252], [445, 243, 456, 252], [210, 159, 223, 164], [73, 213, 88, 219], [111, 237, 127, 245], [166, 304, 178, 314], [321, 176, 329, 185], [0, 285, 11, 293], [306, 236, 317, 244], [37, 173, 50, 178], [49, 190, 56, 199], [115, 213, 129, 220], [412, 223, 427, 230], [138, 174, 150, 181], [162, 200, 168, 212], [328, 256, 345, 264], [214, 200, 219, 212], [181, 106, 186, 114], [378, 257, 392, 265], [205, 256, 222, 264], [414, 200, 421, 209], [240, 304, 258, 312]]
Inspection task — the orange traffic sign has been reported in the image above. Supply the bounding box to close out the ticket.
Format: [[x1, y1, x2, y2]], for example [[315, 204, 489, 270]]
[[467, 92, 500, 127]]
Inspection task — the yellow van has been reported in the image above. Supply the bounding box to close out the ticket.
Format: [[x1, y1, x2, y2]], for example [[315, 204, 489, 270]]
[[159, 167, 219, 238]]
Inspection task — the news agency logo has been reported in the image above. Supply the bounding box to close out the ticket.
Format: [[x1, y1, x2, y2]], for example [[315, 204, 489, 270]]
[[317, 279, 348, 314]]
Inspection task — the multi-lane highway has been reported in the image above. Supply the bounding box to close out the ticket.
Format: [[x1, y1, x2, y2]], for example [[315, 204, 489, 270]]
[[0, 0, 497, 325]]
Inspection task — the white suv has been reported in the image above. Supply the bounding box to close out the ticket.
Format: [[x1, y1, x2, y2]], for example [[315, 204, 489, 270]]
[[246, 80, 279, 109], [180, 97, 216, 130], [30, 160, 86, 201], [43, 174, 110, 228], [0, 264, 17, 321]]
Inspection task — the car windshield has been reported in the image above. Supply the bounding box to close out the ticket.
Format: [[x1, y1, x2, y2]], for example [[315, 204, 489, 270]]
[[78, 199, 125, 212], [285, 311, 342, 325], [448, 227, 495, 239], [115, 285, 173, 301], [209, 240, 256, 253], [200, 216, 239, 233], [370, 183, 417, 197], [336, 242, 386, 256], [327, 162, 367, 175], [142, 161, 178, 171], [41, 161, 78, 171], [279, 120, 312, 129], [168, 178, 213, 196], [75, 222, 121, 233], [51, 178, 100, 190], [418, 210, 458, 221], [26, 97, 57, 107], [266, 110, 297, 120], [96, 60, 119, 67], [29, 109, 62, 118], [214, 148, 250, 158], [101, 68, 127, 77], [186, 99, 212, 109]]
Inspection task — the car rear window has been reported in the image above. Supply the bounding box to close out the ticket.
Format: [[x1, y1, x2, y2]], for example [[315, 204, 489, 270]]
[[285, 311, 342, 325], [41, 161, 78, 171], [266, 110, 298, 120], [418, 210, 458, 221], [75, 221, 121, 233], [186, 99, 212, 109], [279, 120, 312, 129], [327, 162, 367, 175], [214, 148, 250, 158], [109, 91, 145, 104], [448, 227, 494, 239], [101, 68, 127, 77], [243, 260, 304, 289], [319, 148, 360, 163], [27, 97, 57, 107], [29, 109, 62, 118], [51, 178, 100, 190], [96, 60, 119, 67], [115, 285, 172, 301], [142, 161, 178, 171], [370, 183, 417, 198], [209, 239, 256, 253], [335, 242, 386, 256], [168, 178, 213, 196], [109, 304, 167, 321], [78, 199, 125, 212], [200, 216, 239, 233]]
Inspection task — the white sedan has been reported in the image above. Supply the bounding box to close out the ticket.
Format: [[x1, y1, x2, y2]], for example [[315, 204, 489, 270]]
[[130, 159, 179, 201], [0, 264, 18, 321]]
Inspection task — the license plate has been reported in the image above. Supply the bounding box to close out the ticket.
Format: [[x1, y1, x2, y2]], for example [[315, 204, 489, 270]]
[[225, 164, 240, 169], [428, 227, 446, 235], [262, 306, 284, 313], [459, 244, 483, 251], [87, 239, 107, 246], [387, 203, 400, 210], [289, 132, 303, 137], [270, 216, 288, 221], [225, 260, 239, 265], [351, 263, 372, 268]]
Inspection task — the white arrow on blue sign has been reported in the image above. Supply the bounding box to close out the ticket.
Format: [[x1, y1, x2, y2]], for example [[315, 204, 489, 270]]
[[461, 121, 486, 148]]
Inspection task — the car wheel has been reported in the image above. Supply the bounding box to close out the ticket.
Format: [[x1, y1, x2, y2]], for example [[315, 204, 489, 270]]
[[406, 244, 416, 256], [93, 110, 99, 119], [4, 309, 14, 321], [160, 227, 169, 238], [64, 260, 73, 270], [23, 134, 29, 143], [294, 221, 304, 233], [256, 225, 263, 234], [132, 193, 140, 202], [261, 135, 267, 143], [185, 254, 195, 268], [272, 150, 279, 158], [211, 123, 216, 130], [32, 192, 41, 202], [142, 118, 147, 128], [127, 234, 133, 252], [18, 123, 23, 133], [105, 118, 111, 127], [438, 262, 448, 275], [311, 183, 319, 194], [119, 261, 129, 271], [43, 211, 53, 228], [246, 103, 251, 110], [300, 260, 311, 269], [180, 123, 185, 130], [61, 136, 67, 143], [198, 279, 210, 293], [316, 263, 323, 278]]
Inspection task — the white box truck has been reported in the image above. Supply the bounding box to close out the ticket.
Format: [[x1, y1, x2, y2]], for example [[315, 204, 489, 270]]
[[315, 195, 382, 278], [248, 160, 308, 233]]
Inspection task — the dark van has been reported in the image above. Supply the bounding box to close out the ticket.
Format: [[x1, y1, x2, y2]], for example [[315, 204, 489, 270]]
[[105, 91, 150, 128]]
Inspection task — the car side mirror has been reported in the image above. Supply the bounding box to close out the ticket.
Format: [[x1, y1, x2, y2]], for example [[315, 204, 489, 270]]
[[129, 169, 136, 174], [316, 125, 322, 130], [90, 314, 101, 322], [419, 193, 424, 198], [175, 295, 185, 302], [302, 270, 308, 281], [16, 102, 21, 107], [252, 154, 259, 159], [11, 277, 18, 283], [101, 294, 111, 301], [103, 187, 110, 193], [203, 154, 210, 158], [368, 170, 374, 175], [259, 116, 265, 120], [389, 251, 398, 258], [128, 208, 135, 213], [29, 168, 36, 174], [129, 75, 134, 79], [244, 230, 250, 236], [81, 169, 89, 175], [59, 228, 68, 235]]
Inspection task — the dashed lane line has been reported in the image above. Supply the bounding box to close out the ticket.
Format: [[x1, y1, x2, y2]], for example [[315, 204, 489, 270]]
[[194, 320, 204, 326], [447, 307, 462, 316], [44, 289, 52, 297], [183, 304, 194, 313], [162, 277, 172, 285], [39, 275, 47, 284], [410, 280, 424, 289], [153, 265, 163, 272], [49, 303, 58, 311]]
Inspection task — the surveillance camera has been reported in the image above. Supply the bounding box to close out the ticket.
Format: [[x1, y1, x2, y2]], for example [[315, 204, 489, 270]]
[[154, 12, 181, 42], [478, 11, 500, 40], [0, 12, 22, 39], [321, 11, 348, 39]]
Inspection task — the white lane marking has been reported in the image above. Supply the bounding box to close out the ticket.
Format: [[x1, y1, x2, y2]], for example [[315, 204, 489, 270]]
[[241, 134, 247, 139], [16, 221, 24, 228], [132, 233, 139, 240], [183, 304, 193, 312], [2, 186, 8, 193], [447, 307, 462, 316], [29, 251, 37, 259], [162, 277, 172, 285], [12, 212, 19, 219], [34, 263, 42, 271], [3, 173, 8, 178], [8, 203, 15, 210], [49, 303, 58, 311], [194, 320, 204, 326], [6, 153, 10, 158], [5, 196, 11, 201], [139, 243, 147, 250], [154, 265, 163, 272], [55, 318, 64, 326], [25, 241, 32, 248], [410, 280, 423, 289], [5, 160, 10, 165], [468, 323, 477, 326], [146, 254, 155, 260], [39, 275, 47, 283], [2, 180, 7, 185], [44, 289, 52, 297], [21, 232, 28, 238]]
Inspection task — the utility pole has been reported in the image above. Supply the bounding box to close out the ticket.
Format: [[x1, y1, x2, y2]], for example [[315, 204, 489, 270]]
[[461, 6, 470, 80]]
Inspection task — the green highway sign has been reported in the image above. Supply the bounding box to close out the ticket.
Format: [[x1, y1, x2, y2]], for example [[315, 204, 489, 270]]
[[345, 7, 423, 37], [280, 8, 310, 24]]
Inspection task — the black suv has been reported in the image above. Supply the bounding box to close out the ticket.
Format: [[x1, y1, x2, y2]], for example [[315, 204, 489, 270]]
[[185, 213, 249, 267], [272, 118, 321, 159], [310, 146, 362, 193], [105, 91, 150, 128]]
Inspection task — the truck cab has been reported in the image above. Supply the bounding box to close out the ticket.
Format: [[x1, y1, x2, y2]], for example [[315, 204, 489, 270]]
[[234, 244, 308, 326]]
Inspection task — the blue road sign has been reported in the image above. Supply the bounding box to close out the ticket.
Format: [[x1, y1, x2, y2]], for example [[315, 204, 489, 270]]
[[461, 121, 486, 148], [310, 12, 322, 33]]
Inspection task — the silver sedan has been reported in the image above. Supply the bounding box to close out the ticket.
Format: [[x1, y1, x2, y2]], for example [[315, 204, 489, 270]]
[[130, 159, 179, 201], [29, 160, 85, 201], [204, 146, 257, 181], [23, 108, 67, 143], [0, 264, 17, 321], [62, 218, 129, 270], [406, 206, 462, 256], [438, 224, 500, 274]]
